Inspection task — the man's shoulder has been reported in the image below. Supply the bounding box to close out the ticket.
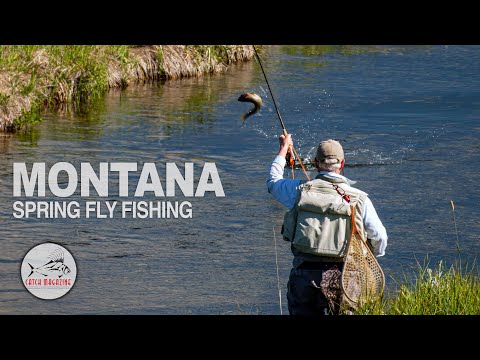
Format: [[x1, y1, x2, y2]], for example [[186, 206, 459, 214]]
[[346, 184, 368, 197], [307, 178, 369, 197]]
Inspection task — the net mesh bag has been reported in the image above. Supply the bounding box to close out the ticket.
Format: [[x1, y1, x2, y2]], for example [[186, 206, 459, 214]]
[[341, 205, 385, 309]]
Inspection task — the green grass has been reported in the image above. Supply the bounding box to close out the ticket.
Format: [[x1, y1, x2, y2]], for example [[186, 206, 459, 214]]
[[280, 45, 389, 57], [0, 45, 258, 132], [355, 259, 480, 315]]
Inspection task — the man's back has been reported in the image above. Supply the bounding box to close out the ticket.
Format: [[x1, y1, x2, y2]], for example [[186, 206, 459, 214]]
[[267, 134, 387, 315]]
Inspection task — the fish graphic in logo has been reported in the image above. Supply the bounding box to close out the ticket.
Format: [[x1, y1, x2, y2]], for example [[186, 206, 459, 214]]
[[27, 248, 71, 278], [21, 242, 77, 300]]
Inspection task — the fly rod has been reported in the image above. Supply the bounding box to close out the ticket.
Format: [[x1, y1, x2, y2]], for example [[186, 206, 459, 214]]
[[252, 45, 310, 181]]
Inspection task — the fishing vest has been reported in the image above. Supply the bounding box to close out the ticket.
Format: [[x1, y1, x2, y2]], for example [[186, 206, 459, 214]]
[[282, 174, 368, 258]]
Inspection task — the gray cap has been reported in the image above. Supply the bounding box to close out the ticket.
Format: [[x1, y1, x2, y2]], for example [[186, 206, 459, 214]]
[[316, 139, 344, 162]]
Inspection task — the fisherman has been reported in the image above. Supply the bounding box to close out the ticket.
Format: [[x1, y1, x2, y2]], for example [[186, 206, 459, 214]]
[[267, 134, 388, 315]]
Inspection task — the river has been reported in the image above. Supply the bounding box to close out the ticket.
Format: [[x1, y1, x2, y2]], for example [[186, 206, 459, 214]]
[[1, 45, 479, 314]]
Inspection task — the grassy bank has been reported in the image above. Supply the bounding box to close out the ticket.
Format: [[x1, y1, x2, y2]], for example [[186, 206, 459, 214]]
[[355, 260, 480, 315], [0, 45, 257, 132]]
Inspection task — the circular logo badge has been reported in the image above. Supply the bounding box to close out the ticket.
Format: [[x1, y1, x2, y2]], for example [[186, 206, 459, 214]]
[[21, 243, 77, 300]]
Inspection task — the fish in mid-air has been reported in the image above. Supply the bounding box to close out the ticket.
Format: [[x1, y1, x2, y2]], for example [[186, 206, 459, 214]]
[[238, 92, 262, 125], [28, 248, 71, 278]]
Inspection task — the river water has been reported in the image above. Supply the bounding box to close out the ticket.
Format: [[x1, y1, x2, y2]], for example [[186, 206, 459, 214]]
[[1, 45, 479, 314]]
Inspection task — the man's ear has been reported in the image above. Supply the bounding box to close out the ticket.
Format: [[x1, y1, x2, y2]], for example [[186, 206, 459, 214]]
[[340, 159, 345, 170]]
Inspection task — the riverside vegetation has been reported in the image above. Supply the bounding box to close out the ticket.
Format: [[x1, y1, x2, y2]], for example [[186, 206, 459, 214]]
[[355, 259, 480, 315], [0, 45, 257, 132]]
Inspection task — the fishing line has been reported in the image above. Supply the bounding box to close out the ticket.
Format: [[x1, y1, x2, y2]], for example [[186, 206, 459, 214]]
[[272, 226, 283, 315], [252, 45, 310, 181]]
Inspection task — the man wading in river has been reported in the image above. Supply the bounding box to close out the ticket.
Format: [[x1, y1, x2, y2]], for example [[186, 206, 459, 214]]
[[267, 134, 388, 315]]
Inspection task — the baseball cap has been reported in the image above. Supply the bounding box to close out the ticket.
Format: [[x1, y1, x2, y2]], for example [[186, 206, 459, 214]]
[[316, 139, 344, 162]]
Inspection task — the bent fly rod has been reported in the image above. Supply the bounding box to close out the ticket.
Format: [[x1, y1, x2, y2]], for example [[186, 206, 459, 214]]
[[252, 45, 310, 181]]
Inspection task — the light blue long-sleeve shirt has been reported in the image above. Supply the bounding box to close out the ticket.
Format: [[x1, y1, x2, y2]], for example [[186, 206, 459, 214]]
[[267, 155, 388, 257]]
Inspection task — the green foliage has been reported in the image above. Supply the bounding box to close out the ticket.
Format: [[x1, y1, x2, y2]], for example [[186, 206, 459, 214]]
[[14, 104, 42, 129], [0, 92, 10, 107], [355, 259, 480, 315], [280, 45, 394, 57]]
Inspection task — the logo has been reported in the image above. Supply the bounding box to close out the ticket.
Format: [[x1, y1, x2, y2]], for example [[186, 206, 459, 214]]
[[21, 243, 77, 300]]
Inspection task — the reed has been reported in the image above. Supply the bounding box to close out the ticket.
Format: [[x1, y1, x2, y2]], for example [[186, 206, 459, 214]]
[[451, 200, 461, 254]]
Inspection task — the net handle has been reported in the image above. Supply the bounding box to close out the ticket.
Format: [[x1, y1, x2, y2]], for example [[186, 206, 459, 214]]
[[350, 205, 359, 236]]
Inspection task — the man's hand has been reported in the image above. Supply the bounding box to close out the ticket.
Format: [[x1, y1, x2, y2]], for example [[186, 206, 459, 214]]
[[278, 133, 293, 158]]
